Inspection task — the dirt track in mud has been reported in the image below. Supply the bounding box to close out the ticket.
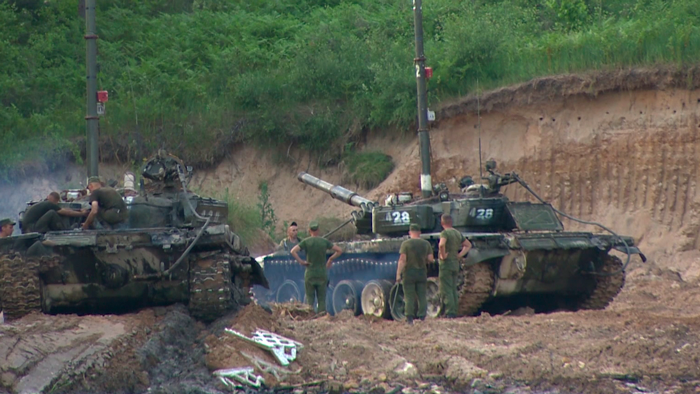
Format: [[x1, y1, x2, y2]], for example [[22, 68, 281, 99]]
[[2, 262, 700, 394], [3, 68, 700, 393]]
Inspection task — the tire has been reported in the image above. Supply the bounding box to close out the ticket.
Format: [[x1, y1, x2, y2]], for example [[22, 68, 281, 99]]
[[276, 279, 303, 303], [331, 280, 364, 316], [361, 279, 393, 318]]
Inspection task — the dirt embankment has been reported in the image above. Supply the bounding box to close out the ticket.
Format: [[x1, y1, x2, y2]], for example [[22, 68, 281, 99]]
[[3, 68, 700, 393]]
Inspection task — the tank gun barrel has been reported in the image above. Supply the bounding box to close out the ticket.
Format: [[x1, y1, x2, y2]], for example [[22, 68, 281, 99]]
[[297, 172, 375, 210]]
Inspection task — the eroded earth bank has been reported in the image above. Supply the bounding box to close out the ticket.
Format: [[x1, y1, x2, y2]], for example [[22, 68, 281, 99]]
[[2, 69, 700, 393]]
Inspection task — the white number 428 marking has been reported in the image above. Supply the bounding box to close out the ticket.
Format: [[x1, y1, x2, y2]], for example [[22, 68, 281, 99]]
[[385, 211, 411, 224], [469, 208, 493, 220]]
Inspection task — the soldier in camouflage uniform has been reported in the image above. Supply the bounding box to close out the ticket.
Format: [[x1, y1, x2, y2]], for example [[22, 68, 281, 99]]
[[0, 218, 15, 238], [396, 223, 434, 324], [82, 176, 129, 230], [278, 221, 300, 252], [438, 215, 472, 318], [290, 221, 342, 314], [21, 192, 88, 233]]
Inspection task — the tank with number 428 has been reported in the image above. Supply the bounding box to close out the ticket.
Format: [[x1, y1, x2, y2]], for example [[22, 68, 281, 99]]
[[0, 151, 268, 322], [255, 0, 644, 318], [257, 162, 646, 320]]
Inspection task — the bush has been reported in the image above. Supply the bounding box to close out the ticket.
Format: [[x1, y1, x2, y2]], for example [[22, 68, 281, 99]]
[[342, 151, 394, 189]]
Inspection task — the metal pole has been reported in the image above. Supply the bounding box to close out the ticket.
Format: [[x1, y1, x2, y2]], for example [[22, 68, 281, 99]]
[[85, 0, 99, 178], [413, 0, 431, 198]]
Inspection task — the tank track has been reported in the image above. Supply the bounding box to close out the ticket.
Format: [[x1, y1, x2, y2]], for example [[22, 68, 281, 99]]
[[189, 254, 236, 322], [456, 262, 495, 316], [577, 255, 625, 310], [0, 253, 42, 321]]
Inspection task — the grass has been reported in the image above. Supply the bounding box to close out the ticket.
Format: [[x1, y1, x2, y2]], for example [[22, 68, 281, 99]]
[[2, 0, 700, 178], [342, 151, 395, 189], [218, 191, 261, 245]]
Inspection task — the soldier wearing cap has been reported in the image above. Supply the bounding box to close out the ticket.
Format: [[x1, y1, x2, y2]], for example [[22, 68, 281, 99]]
[[278, 221, 301, 252], [0, 218, 15, 238], [290, 221, 343, 315], [21, 192, 89, 233], [83, 176, 129, 230], [396, 223, 435, 324], [438, 214, 472, 318]]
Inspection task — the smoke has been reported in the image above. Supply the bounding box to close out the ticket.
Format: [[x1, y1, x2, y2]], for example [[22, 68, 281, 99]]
[[0, 161, 135, 235], [0, 179, 59, 235]]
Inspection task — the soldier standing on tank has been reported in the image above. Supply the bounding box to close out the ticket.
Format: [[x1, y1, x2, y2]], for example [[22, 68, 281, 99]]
[[21, 192, 89, 233], [82, 176, 129, 230], [438, 214, 472, 318], [290, 221, 342, 315], [0, 218, 15, 238], [278, 221, 301, 252], [396, 223, 435, 324]]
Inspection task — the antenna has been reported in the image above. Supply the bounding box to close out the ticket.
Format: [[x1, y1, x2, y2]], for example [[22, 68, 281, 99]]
[[477, 79, 483, 197]]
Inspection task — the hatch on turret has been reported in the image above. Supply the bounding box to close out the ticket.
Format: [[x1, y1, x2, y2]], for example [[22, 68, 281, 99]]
[[506, 202, 563, 232]]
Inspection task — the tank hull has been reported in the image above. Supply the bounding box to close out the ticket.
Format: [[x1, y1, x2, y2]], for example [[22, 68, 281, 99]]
[[257, 231, 641, 317], [0, 224, 267, 322]]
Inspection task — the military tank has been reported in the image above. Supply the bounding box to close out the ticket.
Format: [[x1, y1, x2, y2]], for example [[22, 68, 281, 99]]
[[255, 0, 644, 319], [0, 151, 268, 322], [257, 165, 645, 319]]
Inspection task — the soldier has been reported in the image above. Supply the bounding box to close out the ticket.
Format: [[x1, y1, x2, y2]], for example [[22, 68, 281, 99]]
[[0, 218, 15, 238], [82, 176, 129, 230], [21, 192, 88, 233], [396, 223, 434, 324], [290, 221, 342, 315], [278, 221, 300, 252], [438, 214, 472, 318]]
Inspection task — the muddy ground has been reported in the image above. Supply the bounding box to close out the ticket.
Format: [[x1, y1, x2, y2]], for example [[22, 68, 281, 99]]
[[1, 258, 699, 394]]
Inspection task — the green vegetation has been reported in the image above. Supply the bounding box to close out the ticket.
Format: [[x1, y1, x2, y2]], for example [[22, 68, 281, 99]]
[[219, 190, 260, 244], [2, 0, 700, 177], [256, 181, 278, 239], [342, 150, 394, 189], [219, 182, 278, 244]]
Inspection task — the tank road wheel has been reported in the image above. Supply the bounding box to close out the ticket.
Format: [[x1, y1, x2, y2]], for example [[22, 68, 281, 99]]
[[276, 280, 303, 303], [332, 280, 364, 316], [189, 256, 235, 322], [426, 278, 441, 318], [577, 255, 625, 310], [457, 262, 495, 316], [0, 253, 42, 321], [389, 283, 405, 321], [361, 279, 393, 318]]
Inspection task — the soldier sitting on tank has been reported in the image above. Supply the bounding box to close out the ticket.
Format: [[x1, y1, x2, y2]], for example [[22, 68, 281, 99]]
[[21, 192, 89, 233], [0, 218, 15, 238], [482, 160, 518, 196], [278, 221, 301, 252], [290, 221, 343, 316], [82, 176, 129, 230]]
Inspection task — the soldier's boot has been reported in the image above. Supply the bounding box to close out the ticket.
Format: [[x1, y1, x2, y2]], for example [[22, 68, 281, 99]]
[[406, 317, 414, 325]]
